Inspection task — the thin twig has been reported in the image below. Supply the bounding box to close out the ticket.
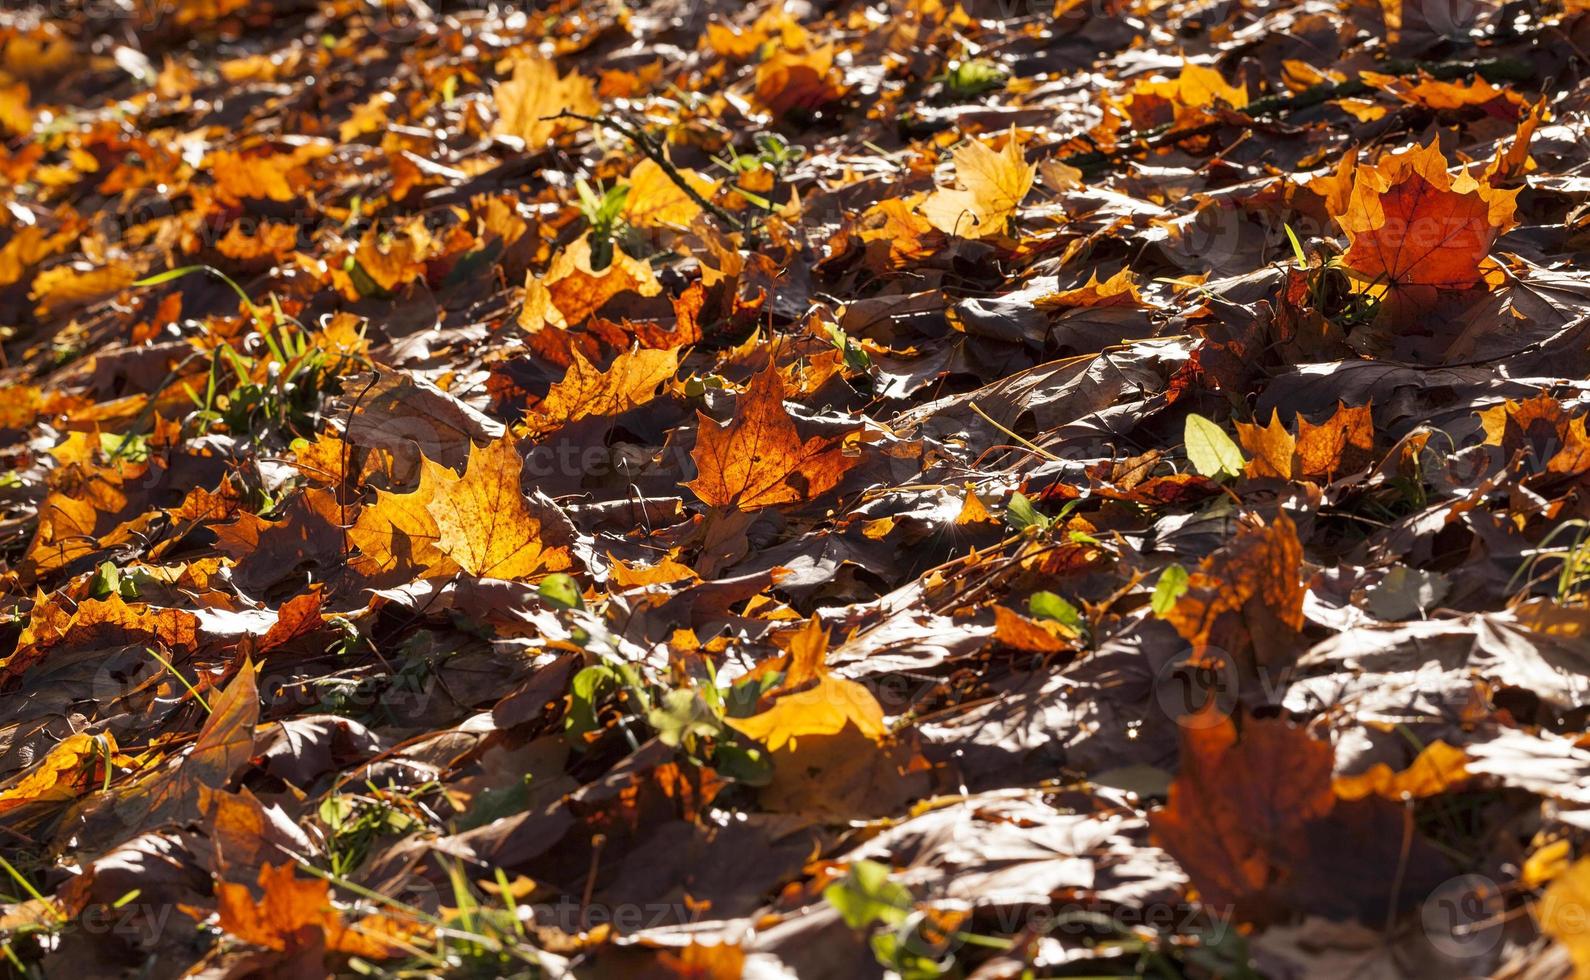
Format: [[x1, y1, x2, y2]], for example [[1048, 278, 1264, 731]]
[[548, 110, 749, 234]]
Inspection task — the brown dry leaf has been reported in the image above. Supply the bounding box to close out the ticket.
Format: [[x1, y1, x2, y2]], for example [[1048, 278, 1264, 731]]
[[215, 220, 300, 262], [1163, 512, 1297, 652], [425, 435, 573, 580], [686, 363, 858, 510], [1361, 71, 1524, 111], [1490, 99, 1546, 183], [120, 659, 259, 828], [1295, 403, 1375, 478], [0, 224, 74, 288], [1235, 405, 1372, 481], [213, 488, 349, 597], [1123, 63, 1249, 128], [754, 45, 845, 116], [1163, 511, 1305, 674], [921, 127, 1035, 239], [1149, 708, 1334, 917], [608, 551, 699, 589], [1034, 269, 1141, 309], [1, 593, 201, 687], [858, 196, 938, 265]]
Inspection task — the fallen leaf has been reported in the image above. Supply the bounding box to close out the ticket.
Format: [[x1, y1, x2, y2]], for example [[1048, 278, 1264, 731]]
[[921, 127, 1035, 239], [426, 435, 573, 579], [687, 363, 858, 510]]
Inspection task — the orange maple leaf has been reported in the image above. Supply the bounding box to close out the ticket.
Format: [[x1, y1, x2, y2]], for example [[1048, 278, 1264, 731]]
[[520, 236, 662, 332], [1335, 141, 1518, 291], [216, 862, 410, 959], [1162, 511, 1304, 674], [1149, 708, 1335, 917], [686, 363, 858, 510], [1235, 404, 1373, 480]]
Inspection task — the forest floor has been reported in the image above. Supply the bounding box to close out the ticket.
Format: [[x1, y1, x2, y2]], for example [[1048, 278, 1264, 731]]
[[3, 0, 1590, 976]]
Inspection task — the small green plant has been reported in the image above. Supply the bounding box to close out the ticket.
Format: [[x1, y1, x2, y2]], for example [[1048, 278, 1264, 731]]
[[824, 860, 1001, 980], [1279, 231, 1381, 328], [136, 266, 349, 445], [720, 131, 804, 177], [575, 176, 631, 270], [939, 58, 1010, 98], [0, 853, 66, 977], [1512, 518, 1590, 603], [318, 783, 429, 877], [301, 861, 544, 979], [188, 318, 340, 445]]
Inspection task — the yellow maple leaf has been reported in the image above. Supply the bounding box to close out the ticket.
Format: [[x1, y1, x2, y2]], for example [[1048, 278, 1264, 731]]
[[0, 732, 114, 817], [1541, 858, 1590, 978], [31, 262, 138, 318], [348, 456, 461, 581], [727, 619, 886, 750], [492, 52, 599, 148], [622, 158, 719, 229], [0, 81, 32, 137], [920, 127, 1034, 239], [425, 436, 572, 580], [526, 345, 679, 435]]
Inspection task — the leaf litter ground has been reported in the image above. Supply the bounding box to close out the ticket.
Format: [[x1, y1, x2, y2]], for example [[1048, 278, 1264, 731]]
[[6, 0, 1590, 976]]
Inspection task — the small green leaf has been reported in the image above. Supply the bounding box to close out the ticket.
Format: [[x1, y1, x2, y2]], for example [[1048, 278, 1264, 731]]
[[647, 688, 721, 748], [1005, 491, 1049, 532], [1184, 413, 1245, 479], [565, 664, 620, 740], [944, 58, 1010, 97], [824, 860, 913, 929], [89, 561, 120, 600], [1151, 564, 1190, 616], [1028, 590, 1080, 628], [538, 573, 583, 610]]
